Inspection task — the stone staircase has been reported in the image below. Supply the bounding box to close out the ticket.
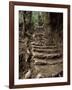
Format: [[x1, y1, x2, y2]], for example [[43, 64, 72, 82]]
[[30, 27, 63, 78]]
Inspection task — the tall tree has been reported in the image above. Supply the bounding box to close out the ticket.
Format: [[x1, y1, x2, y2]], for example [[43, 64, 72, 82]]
[[22, 11, 32, 38], [43, 12, 51, 32], [43, 12, 53, 44]]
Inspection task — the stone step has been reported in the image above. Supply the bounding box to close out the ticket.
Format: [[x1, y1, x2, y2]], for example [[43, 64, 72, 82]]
[[31, 41, 56, 45], [33, 59, 63, 65], [34, 63, 63, 77], [36, 71, 63, 78], [33, 52, 61, 57], [32, 48, 60, 54], [33, 57, 62, 61], [31, 45, 57, 49], [34, 53, 62, 59]]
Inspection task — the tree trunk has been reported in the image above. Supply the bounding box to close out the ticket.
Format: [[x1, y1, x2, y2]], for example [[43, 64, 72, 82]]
[[43, 12, 52, 44]]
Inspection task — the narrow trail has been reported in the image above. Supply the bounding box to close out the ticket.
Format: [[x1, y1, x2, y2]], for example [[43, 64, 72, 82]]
[[19, 26, 63, 79]]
